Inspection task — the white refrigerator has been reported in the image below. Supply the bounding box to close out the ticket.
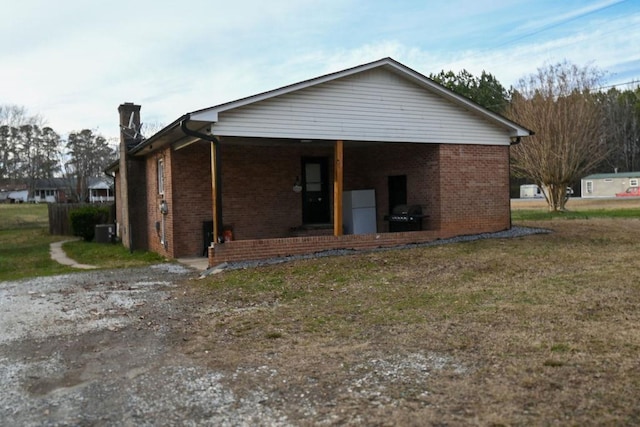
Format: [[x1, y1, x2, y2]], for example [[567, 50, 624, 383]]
[[343, 189, 377, 235]]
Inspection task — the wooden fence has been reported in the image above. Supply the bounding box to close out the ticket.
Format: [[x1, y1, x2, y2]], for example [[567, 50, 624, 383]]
[[48, 203, 115, 236]]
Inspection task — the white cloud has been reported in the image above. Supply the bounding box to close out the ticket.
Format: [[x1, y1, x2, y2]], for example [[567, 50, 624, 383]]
[[0, 0, 638, 142]]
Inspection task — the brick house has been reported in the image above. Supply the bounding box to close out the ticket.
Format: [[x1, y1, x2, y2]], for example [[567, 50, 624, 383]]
[[108, 58, 532, 267]]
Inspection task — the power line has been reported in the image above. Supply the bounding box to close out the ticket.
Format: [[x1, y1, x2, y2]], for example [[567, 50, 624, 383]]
[[597, 80, 640, 90]]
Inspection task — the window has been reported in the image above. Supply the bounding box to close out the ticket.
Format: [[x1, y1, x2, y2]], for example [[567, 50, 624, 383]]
[[630, 179, 639, 187], [157, 158, 164, 195], [586, 181, 593, 194]]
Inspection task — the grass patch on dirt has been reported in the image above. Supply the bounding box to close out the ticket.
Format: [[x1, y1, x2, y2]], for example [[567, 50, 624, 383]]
[[186, 218, 640, 425], [512, 207, 640, 221], [62, 240, 166, 269], [0, 228, 74, 280], [0, 204, 166, 281]]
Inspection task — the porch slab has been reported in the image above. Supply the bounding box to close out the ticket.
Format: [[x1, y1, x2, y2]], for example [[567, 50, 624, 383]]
[[176, 257, 209, 272]]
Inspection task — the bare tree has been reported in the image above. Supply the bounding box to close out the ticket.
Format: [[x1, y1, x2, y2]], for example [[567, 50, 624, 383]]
[[508, 61, 607, 211], [0, 105, 50, 182], [0, 104, 45, 128]]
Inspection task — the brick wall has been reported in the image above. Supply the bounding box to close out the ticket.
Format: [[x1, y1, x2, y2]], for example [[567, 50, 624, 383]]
[[209, 228, 465, 264], [437, 144, 510, 234], [219, 143, 334, 240], [146, 139, 510, 261], [144, 148, 173, 257], [344, 143, 439, 232], [171, 142, 214, 257]]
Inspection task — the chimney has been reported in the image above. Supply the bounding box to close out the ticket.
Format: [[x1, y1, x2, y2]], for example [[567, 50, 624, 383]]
[[116, 102, 141, 251], [118, 102, 142, 150]]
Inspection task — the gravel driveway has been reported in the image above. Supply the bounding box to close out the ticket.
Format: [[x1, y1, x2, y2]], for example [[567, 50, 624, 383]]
[[0, 264, 289, 426]]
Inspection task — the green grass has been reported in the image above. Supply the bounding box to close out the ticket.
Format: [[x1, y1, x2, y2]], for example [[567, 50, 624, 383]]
[[0, 203, 49, 230], [0, 228, 75, 280], [0, 204, 166, 281], [63, 240, 165, 269], [511, 207, 640, 221]]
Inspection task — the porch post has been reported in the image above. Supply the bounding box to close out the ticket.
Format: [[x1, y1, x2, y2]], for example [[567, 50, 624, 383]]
[[334, 140, 344, 236], [210, 141, 219, 243]]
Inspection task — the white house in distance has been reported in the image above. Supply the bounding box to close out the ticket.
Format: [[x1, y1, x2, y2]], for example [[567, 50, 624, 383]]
[[581, 172, 640, 198], [88, 177, 114, 203]]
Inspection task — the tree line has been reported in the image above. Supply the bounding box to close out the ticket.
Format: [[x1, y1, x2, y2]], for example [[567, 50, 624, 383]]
[[0, 105, 116, 201], [430, 62, 640, 211]]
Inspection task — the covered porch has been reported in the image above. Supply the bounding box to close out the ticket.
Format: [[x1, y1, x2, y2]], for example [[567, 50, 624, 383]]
[[165, 135, 509, 267]]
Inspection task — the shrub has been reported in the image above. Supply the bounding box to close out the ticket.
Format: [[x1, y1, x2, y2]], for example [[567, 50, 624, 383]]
[[69, 205, 110, 242]]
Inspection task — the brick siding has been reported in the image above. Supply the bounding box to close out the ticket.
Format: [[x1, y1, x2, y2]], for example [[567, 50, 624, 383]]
[[124, 137, 510, 262], [209, 228, 467, 264]]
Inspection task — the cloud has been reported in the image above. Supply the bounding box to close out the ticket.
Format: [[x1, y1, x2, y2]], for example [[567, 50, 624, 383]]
[[0, 0, 638, 143]]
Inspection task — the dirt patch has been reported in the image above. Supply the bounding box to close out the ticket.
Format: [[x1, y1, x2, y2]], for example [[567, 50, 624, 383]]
[[0, 264, 291, 425]]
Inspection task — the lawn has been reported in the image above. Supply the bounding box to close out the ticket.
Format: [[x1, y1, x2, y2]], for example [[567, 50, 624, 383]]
[[183, 214, 640, 425], [0, 204, 164, 281], [0, 204, 74, 280]]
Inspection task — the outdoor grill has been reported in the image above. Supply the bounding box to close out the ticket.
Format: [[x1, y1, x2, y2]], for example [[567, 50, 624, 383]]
[[385, 204, 424, 232]]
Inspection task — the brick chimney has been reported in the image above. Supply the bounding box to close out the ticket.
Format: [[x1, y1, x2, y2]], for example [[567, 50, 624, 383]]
[[118, 102, 142, 149], [116, 102, 148, 251]]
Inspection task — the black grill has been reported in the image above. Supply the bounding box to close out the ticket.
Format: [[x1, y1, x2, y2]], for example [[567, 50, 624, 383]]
[[385, 204, 424, 232]]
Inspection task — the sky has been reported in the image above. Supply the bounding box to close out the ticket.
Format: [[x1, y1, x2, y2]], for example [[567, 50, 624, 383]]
[[1, 0, 639, 143]]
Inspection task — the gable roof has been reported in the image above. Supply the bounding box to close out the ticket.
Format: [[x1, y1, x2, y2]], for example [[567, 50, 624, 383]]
[[34, 178, 69, 189], [128, 57, 532, 157], [88, 176, 114, 189], [190, 57, 530, 134]]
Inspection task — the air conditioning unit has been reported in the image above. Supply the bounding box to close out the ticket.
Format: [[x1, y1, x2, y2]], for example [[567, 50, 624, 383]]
[[95, 224, 115, 243]]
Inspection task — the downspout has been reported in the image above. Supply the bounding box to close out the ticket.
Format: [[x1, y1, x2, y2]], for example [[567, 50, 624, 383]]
[[180, 116, 224, 244]]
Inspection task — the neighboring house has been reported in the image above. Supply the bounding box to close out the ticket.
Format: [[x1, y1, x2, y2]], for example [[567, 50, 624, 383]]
[[32, 178, 72, 203], [31, 177, 113, 203], [108, 57, 532, 267], [88, 177, 114, 203], [8, 189, 29, 203], [1, 184, 24, 203], [581, 172, 640, 198]]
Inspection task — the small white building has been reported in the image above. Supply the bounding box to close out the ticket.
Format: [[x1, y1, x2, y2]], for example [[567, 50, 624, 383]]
[[581, 172, 640, 198]]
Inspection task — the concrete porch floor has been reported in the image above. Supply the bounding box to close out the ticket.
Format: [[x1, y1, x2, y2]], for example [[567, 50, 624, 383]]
[[175, 257, 209, 272]]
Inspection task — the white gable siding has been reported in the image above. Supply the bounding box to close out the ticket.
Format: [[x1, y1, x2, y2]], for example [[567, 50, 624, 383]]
[[211, 68, 510, 145]]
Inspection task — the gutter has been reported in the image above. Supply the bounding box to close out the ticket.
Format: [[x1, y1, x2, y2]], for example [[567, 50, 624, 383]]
[[180, 115, 224, 245]]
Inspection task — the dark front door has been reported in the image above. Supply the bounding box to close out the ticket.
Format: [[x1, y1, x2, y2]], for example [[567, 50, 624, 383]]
[[302, 157, 330, 224]]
